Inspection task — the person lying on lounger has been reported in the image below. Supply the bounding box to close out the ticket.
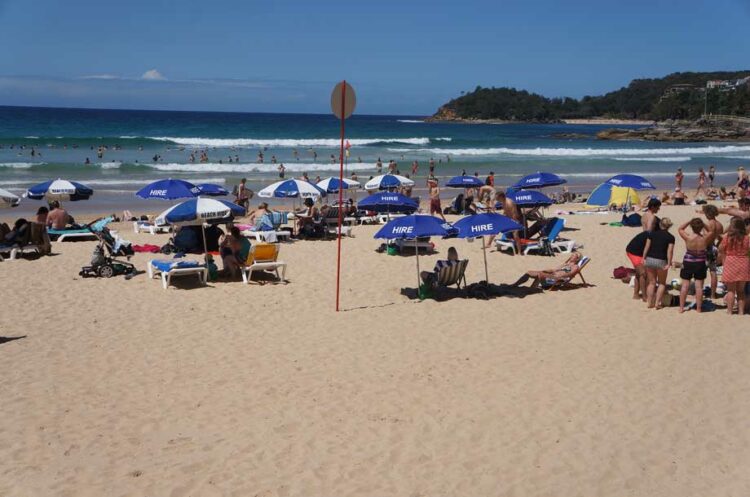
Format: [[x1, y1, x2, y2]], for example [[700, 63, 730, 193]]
[[509, 252, 583, 288], [420, 246, 459, 285]]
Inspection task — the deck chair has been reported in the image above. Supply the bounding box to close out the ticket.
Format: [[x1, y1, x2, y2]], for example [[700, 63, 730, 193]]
[[49, 217, 113, 242], [148, 259, 207, 289], [323, 207, 354, 237], [241, 243, 287, 284], [545, 255, 591, 290], [241, 212, 292, 243], [133, 220, 171, 235], [0, 222, 49, 260], [435, 259, 469, 289]]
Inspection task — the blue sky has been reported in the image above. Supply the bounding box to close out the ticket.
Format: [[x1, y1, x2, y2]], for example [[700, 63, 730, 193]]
[[0, 0, 748, 115]]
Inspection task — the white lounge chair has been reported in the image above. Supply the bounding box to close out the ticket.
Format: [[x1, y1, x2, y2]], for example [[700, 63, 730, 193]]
[[148, 259, 207, 289], [133, 220, 171, 235], [241, 243, 287, 284]]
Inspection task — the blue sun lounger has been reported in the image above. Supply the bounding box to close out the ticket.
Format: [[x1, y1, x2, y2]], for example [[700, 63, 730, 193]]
[[148, 259, 207, 289]]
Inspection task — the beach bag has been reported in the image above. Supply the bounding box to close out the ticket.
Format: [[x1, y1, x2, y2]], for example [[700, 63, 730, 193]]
[[613, 266, 634, 279], [621, 213, 642, 227]]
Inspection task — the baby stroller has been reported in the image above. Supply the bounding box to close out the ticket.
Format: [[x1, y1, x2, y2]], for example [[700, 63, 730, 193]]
[[79, 217, 136, 278]]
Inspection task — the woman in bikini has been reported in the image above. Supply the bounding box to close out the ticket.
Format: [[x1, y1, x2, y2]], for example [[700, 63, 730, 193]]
[[510, 252, 583, 288], [677, 218, 715, 313]]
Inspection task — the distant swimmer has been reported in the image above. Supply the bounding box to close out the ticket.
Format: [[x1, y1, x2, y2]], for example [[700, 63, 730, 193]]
[[330, 154, 336, 164], [257, 150, 264, 163], [312, 150, 317, 162], [293, 149, 299, 160], [278, 163, 286, 179], [411, 160, 419, 175], [376, 157, 383, 173], [357, 156, 362, 163], [85, 157, 90, 165], [271, 155, 277, 164]]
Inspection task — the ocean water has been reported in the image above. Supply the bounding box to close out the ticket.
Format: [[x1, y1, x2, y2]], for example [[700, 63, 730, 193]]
[[2, 106, 749, 212]]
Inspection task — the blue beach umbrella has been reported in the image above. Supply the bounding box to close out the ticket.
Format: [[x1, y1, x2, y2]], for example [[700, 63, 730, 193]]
[[155, 197, 246, 265], [453, 213, 523, 282], [508, 190, 553, 208], [26, 179, 94, 201], [374, 214, 453, 290], [317, 177, 361, 194], [258, 179, 326, 199], [358, 191, 418, 215], [605, 174, 655, 190], [364, 174, 415, 191], [446, 175, 485, 188], [513, 172, 567, 190], [196, 183, 229, 196], [135, 178, 200, 200]]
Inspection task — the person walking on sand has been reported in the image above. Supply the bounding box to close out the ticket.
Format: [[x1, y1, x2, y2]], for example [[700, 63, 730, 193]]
[[428, 179, 445, 221], [488, 190, 522, 253], [708, 165, 716, 188], [642, 198, 661, 232], [677, 218, 714, 313], [718, 217, 750, 315], [234, 178, 251, 213], [700, 204, 724, 300], [675, 168, 684, 190], [696, 167, 707, 198], [642, 218, 674, 310]]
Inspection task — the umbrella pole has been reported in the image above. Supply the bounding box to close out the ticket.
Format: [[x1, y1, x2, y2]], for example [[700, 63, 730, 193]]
[[482, 239, 488, 283], [415, 238, 421, 293], [201, 222, 209, 267]]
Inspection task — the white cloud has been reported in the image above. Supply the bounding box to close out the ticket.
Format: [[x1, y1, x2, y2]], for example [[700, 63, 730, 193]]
[[141, 69, 166, 81]]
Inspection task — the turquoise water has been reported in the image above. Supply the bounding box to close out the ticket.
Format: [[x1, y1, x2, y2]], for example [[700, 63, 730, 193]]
[[2, 105, 749, 211]]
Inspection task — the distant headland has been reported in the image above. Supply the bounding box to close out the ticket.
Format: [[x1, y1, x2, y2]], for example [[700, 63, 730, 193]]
[[428, 71, 750, 141]]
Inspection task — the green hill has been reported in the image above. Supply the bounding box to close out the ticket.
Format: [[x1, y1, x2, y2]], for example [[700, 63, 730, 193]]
[[431, 71, 750, 122]]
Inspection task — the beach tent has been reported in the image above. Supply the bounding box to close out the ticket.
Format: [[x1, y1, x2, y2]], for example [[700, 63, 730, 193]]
[[452, 213, 522, 283], [586, 183, 641, 207], [0, 188, 20, 208], [26, 179, 93, 202], [374, 215, 453, 290]]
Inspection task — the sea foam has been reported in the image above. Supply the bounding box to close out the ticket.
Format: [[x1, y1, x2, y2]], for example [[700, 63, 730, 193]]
[[386, 145, 750, 157], [145, 136, 451, 147]]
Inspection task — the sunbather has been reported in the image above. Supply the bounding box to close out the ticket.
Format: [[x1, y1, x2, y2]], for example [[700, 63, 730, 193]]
[[47, 201, 72, 230], [220, 226, 251, 279], [510, 252, 583, 288], [420, 247, 459, 285]]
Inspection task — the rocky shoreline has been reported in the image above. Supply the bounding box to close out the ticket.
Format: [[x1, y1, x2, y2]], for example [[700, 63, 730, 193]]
[[596, 118, 750, 142]]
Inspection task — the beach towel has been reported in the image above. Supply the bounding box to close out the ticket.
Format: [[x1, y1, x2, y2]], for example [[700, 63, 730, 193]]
[[133, 244, 161, 253]]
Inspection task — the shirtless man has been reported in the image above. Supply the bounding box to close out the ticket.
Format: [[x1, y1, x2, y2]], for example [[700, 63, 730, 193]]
[[489, 190, 522, 253], [700, 204, 724, 299], [642, 198, 661, 232], [677, 218, 715, 312], [46, 201, 71, 230], [428, 180, 445, 221], [717, 197, 750, 222]]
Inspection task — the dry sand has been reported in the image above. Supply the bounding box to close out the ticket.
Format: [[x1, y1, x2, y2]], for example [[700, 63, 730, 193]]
[[1, 205, 749, 496]]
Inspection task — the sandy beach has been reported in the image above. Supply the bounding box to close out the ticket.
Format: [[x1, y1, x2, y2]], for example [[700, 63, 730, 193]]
[[2, 203, 749, 496]]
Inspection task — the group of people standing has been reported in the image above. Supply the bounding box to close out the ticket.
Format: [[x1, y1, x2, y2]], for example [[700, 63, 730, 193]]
[[626, 197, 750, 314]]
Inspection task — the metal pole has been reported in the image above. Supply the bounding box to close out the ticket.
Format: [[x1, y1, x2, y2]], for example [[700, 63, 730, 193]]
[[415, 237, 421, 292], [482, 239, 488, 283], [335, 81, 346, 312]]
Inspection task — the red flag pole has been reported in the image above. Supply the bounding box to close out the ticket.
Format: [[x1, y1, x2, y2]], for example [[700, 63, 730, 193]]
[[335, 81, 346, 312]]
